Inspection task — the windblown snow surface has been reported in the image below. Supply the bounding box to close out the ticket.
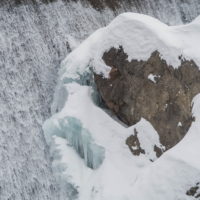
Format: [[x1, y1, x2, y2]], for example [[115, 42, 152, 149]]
[[43, 13, 200, 200]]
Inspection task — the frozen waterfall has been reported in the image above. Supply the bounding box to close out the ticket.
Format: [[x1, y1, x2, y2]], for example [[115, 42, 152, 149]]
[[44, 116, 105, 169], [1, 0, 200, 199]]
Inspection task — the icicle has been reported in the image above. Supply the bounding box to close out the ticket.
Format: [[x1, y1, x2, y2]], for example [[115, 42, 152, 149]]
[[44, 116, 105, 169]]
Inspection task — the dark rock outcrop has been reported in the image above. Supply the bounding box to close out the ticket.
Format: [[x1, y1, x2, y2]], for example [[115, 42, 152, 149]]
[[126, 129, 145, 156], [186, 183, 200, 198], [94, 47, 200, 150]]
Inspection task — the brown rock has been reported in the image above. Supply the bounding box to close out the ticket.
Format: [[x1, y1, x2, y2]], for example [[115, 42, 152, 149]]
[[94, 46, 200, 150], [126, 129, 145, 156]]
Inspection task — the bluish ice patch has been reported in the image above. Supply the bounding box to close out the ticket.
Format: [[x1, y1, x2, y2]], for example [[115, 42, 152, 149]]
[[44, 116, 105, 169]]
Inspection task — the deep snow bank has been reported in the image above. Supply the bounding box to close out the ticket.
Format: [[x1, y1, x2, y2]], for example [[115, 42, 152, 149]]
[[61, 12, 200, 81], [44, 13, 200, 200]]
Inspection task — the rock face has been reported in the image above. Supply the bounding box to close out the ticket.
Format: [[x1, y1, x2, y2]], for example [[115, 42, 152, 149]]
[[94, 47, 200, 150]]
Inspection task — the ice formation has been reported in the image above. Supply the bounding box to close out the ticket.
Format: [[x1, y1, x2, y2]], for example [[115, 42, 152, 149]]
[[44, 116, 105, 169], [43, 13, 200, 200]]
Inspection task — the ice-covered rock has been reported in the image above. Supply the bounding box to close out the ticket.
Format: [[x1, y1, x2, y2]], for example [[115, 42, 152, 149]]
[[42, 12, 200, 200], [60, 12, 200, 151]]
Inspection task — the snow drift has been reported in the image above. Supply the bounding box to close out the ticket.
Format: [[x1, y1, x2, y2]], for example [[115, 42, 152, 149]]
[[43, 13, 200, 200]]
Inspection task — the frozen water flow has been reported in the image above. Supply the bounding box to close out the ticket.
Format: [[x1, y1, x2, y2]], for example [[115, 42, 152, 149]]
[[44, 116, 105, 169]]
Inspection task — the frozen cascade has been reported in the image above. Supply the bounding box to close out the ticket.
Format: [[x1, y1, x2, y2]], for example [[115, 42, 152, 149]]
[[44, 116, 105, 169], [1, 0, 200, 199], [44, 66, 105, 170], [43, 68, 107, 198]]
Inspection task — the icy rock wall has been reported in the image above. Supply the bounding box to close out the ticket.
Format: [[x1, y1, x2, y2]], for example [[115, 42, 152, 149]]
[[1, 0, 200, 199]]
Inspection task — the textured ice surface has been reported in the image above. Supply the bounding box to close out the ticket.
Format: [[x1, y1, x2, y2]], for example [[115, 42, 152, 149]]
[[0, 1, 115, 199]]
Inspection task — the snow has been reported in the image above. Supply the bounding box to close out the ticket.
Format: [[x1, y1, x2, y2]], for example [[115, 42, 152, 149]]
[[43, 13, 200, 200], [61, 12, 200, 81], [43, 82, 163, 199], [178, 122, 182, 127], [148, 73, 160, 83], [132, 118, 165, 160]]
